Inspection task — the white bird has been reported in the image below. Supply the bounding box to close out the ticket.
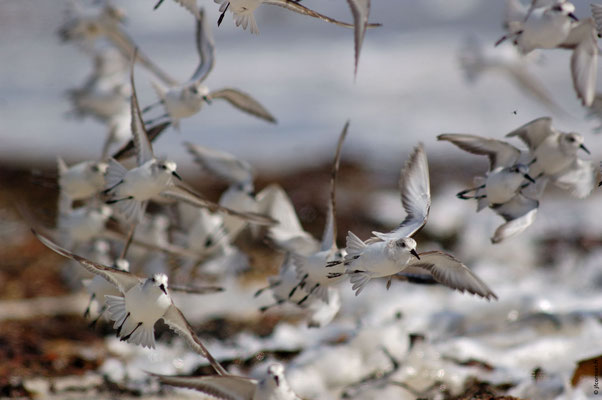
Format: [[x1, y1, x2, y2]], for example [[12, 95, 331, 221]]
[[145, 10, 276, 129], [327, 144, 497, 300], [506, 117, 597, 198], [33, 230, 227, 376], [152, 363, 300, 400], [215, 0, 363, 35], [290, 122, 349, 305], [498, 1, 599, 106], [57, 203, 113, 249], [437, 133, 536, 209], [457, 36, 565, 114], [437, 133, 541, 244], [105, 53, 276, 228], [57, 158, 108, 203]]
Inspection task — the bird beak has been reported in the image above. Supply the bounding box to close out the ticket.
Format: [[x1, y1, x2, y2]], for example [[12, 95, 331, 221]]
[[410, 249, 420, 260], [172, 171, 183, 181], [273, 375, 280, 387], [524, 174, 536, 184], [159, 284, 167, 294], [568, 13, 578, 22], [579, 144, 590, 154], [528, 157, 537, 166], [203, 95, 212, 105]]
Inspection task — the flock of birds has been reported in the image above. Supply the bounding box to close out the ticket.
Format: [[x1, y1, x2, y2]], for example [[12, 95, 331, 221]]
[[21, 0, 602, 398]]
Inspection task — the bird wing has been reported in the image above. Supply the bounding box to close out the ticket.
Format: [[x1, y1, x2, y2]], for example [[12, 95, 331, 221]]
[[209, 88, 276, 123], [559, 18, 598, 107], [550, 158, 598, 199], [592, 4, 602, 33], [505, 116, 553, 150], [162, 305, 228, 376], [161, 184, 277, 226], [189, 9, 216, 84], [490, 194, 539, 243], [256, 184, 319, 254], [407, 251, 498, 300], [503, 0, 527, 31], [346, 0, 371, 75], [264, 0, 358, 28], [32, 229, 140, 292], [169, 284, 224, 295], [129, 54, 154, 166], [320, 122, 348, 252], [185, 142, 254, 186], [437, 134, 521, 170], [153, 372, 257, 399], [112, 122, 171, 161], [173, 0, 201, 19], [372, 144, 430, 240]]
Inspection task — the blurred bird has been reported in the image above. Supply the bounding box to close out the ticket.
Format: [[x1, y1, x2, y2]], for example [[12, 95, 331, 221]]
[[33, 230, 227, 375], [506, 117, 597, 198], [152, 363, 300, 400], [57, 158, 108, 203], [498, 0, 599, 106], [327, 144, 497, 300], [152, 0, 201, 19], [144, 10, 276, 129]]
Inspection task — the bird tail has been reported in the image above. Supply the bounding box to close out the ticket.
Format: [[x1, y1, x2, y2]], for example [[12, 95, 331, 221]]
[[348, 271, 371, 296], [345, 231, 366, 258], [105, 295, 156, 349], [105, 158, 128, 192]]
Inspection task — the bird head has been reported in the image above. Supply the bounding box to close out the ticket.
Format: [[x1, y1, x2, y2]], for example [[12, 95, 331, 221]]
[[510, 163, 536, 183], [188, 83, 211, 104], [561, 132, 589, 155], [550, 2, 578, 21], [266, 364, 285, 387], [149, 273, 168, 294], [395, 237, 420, 260], [156, 159, 182, 180]]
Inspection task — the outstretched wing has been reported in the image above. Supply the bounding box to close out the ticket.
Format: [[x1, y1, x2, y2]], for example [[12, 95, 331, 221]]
[[162, 305, 228, 376], [347, 0, 371, 75], [550, 158, 598, 199], [407, 251, 498, 300], [490, 194, 539, 243], [438, 134, 521, 171], [153, 372, 256, 399], [129, 52, 154, 166], [32, 229, 140, 292], [265, 0, 357, 28], [112, 122, 170, 161], [373, 143, 430, 240], [210, 88, 276, 123], [505, 117, 553, 150], [189, 9, 216, 84], [320, 121, 348, 252], [161, 184, 277, 226]]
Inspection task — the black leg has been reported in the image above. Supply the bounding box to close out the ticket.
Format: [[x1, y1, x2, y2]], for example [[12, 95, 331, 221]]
[[116, 312, 130, 336], [121, 322, 143, 341], [83, 293, 95, 318]]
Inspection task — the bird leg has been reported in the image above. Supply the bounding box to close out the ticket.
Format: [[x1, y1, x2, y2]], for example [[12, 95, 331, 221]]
[[141, 99, 164, 114], [327, 272, 342, 279], [254, 281, 280, 298], [89, 305, 107, 328], [119, 224, 136, 260], [153, 0, 165, 10], [297, 283, 320, 305], [144, 114, 170, 126], [259, 300, 284, 312], [83, 293, 95, 318], [106, 195, 134, 204], [121, 322, 143, 341], [386, 276, 392, 290], [456, 184, 485, 200], [288, 273, 308, 298]]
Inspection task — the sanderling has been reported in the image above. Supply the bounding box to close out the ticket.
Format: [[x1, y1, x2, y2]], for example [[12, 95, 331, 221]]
[[437, 133, 535, 208], [33, 230, 227, 376], [152, 363, 300, 400], [327, 144, 497, 300], [57, 158, 108, 203], [498, 1, 598, 106], [144, 10, 276, 129], [506, 117, 597, 198]]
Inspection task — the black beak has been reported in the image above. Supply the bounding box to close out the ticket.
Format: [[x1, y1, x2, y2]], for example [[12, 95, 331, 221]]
[[528, 157, 537, 166], [172, 171, 183, 181], [273, 375, 280, 387], [568, 13, 578, 22], [579, 144, 590, 155], [159, 284, 167, 294], [524, 174, 536, 184], [203, 95, 212, 105], [217, 3, 229, 26], [410, 249, 420, 260]]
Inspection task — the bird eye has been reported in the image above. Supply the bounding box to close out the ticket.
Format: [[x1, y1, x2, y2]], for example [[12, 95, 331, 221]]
[[567, 137, 575, 143], [160, 165, 166, 169], [552, 5, 562, 11]]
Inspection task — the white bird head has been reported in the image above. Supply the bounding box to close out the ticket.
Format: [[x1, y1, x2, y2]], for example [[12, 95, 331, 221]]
[[154, 159, 182, 181], [148, 273, 168, 294], [185, 83, 211, 106], [560, 132, 589, 155], [265, 363, 285, 388], [97, 205, 113, 218], [113, 258, 130, 272], [549, 1, 578, 21], [90, 161, 108, 175], [392, 237, 420, 260]]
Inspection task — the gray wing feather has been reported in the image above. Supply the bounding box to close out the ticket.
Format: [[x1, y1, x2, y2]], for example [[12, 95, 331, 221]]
[[154, 373, 256, 399], [129, 53, 154, 165], [189, 9, 216, 84], [346, 0, 370, 75], [407, 251, 498, 300], [210, 88, 276, 123], [33, 230, 140, 292], [185, 142, 254, 185], [437, 134, 521, 170], [505, 117, 553, 150]]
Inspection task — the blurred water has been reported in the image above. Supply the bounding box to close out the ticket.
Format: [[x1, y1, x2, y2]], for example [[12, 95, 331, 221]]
[[0, 0, 601, 172]]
